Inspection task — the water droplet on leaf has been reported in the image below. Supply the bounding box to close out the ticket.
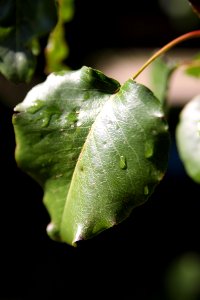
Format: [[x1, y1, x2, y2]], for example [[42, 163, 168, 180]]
[[47, 223, 60, 241], [144, 186, 149, 195], [154, 111, 163, 118], [145, 142, 154, 158], [119, 155, 127, 170], [157, 172, 164, 181], [77, 121, 82, 127], [79, 164, 84, 171], [55, 174, 63, 178], [67, 112, 78, 124], [152, 130, 157, 136], [41, 117, 50, 128], [27, 100, 44, 114]]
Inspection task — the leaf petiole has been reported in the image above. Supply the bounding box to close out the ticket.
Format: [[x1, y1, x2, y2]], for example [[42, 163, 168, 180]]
[[133, 30, 200, 80]]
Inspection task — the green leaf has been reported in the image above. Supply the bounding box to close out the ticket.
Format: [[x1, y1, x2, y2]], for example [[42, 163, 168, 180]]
[[13, 66, 120, 242], [45, 0, 74, 73], [0, 0, 57, 83], [150, 56, 176, 106], [185, 53, 200, 78], [165, 253, 200, 300], [13, 66, 170, 246], [176, 95, 200, 183]]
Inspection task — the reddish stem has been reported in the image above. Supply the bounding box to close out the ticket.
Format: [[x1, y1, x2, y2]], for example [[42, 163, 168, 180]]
[[133, 30, 200, 80]]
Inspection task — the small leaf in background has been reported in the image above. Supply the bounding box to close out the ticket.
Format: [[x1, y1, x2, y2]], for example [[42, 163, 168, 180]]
[[0, 0, 57, 83], [185, 53, 200, 78], [176, 95, 200, 183], [45, 0, 74, 73], [13, 66, 170, 246], [150, 56, 176, 109], [188, 0, 200, 17]]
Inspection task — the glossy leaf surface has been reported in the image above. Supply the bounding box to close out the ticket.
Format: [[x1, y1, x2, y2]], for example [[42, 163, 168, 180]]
[[13, 66, 170, 246]]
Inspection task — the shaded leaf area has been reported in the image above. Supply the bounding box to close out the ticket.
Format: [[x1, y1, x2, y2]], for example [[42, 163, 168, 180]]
[[188, 0, 200, 17], [185, 53, 200, 78], [0, 0, 57, 83], [176, 95, 200, 183], [13, 66, 170, 246], [45, 0, 74, 73]]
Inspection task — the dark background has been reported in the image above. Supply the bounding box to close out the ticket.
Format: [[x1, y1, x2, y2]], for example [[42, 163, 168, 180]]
[[0, 0, 200, 299]]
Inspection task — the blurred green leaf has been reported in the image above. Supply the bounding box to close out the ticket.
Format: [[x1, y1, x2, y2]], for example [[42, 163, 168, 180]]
[[165, 253, 200, 300], [150, 56, 176, 108], [176, 95, 200, 183], [0, 0, 57, 83], [185, 53, 200, 78], [13, 66, 169, 246], [45, 0, 74, 73]]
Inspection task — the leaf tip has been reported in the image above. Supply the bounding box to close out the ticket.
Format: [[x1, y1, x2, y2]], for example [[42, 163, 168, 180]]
[[72, 224, 84, 246]]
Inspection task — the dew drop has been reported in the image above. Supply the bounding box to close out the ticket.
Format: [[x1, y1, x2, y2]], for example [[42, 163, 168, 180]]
[[154, 111, 163, 118], [41, 117, 50, 128], [77, 121, 82, 127], [144, 186, 149, 195], [67, 112, 78, 123], [107, 120, 113, 128], [27, 100, 44, 114], [145, 142, 154, 158], [46, 223, 60, 241], [47, 222, 56, 234], [55, 174, 63, 178], [119, 155, 127, 170], [79, 164, 84, 171], [152, 130, 157, 136], [157, 171, 164, 181], [164, 123, 169, 131], [103, 142, 107, 148]]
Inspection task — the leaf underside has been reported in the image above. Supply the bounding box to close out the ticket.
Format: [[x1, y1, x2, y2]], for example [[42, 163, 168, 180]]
[[176, 95, 200, 183], [13, 66, 170, 246]]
